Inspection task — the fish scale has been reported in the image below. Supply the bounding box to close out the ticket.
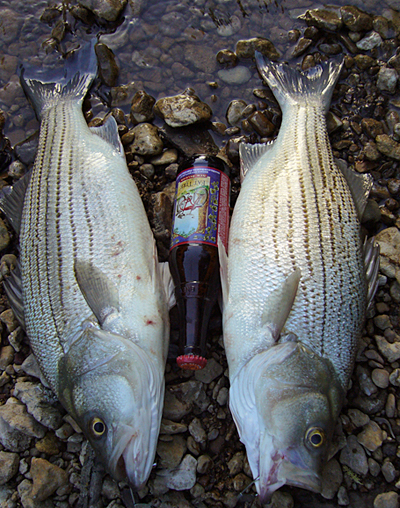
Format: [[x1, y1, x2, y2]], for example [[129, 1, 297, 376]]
[[221, 55, 379, 499]]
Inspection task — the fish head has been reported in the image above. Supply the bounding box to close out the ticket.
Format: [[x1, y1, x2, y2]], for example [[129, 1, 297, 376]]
[[58, 324, 164, 490], [229, 342, 344, 502]]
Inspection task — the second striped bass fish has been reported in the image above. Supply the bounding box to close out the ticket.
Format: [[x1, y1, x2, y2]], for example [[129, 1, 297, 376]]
[[1, 43, 171, 489], [219, 55, 379, 500]]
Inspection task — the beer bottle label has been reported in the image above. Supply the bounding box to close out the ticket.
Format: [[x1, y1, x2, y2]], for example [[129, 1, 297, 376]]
[[170, 165, 230, 250]]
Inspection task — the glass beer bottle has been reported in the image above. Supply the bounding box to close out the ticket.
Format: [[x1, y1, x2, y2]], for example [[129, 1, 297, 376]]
[[169, 154, 230, 370]]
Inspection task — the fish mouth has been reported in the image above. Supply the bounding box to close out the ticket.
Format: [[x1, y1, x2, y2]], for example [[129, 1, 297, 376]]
[[109, 425, 154, 490], [257, 449, 322, 502]]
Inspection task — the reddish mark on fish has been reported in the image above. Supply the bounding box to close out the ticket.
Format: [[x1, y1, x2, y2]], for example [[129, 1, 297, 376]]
[[112, 240, 125, 257], [136, 275, 141, 280], [146, 319, 155, 326]]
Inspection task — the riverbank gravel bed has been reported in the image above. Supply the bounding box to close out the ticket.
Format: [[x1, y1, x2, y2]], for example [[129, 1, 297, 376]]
[[0, 1, 400, 507]]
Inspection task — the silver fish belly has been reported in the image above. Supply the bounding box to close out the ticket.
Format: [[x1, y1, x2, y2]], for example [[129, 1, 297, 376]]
[[1, 43, 170, 489], [220, 55, 379, 500]]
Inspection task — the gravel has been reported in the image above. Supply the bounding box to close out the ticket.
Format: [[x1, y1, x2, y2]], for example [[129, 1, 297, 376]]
[[0, 1, 400, 507]]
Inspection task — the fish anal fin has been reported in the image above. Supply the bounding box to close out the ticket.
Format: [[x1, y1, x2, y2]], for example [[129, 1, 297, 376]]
[[239, 142, 274, 183], [74, 260, 120, 326], [261, 269, 301, 341], [336, 159, 372, 219], [218, 236, 229, 308]]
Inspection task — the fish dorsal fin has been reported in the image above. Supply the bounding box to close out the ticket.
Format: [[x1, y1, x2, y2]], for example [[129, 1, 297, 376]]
[[335, 159, 372, 219], [3, 260, 25, 329], [363, 237, 380, 309], [218, 236, 229, 308], [260, 268, 301, 341], [239, 142, 274, 183], [0, 171, 32, 235], [90, 115, 125, 157], [74, 260, 120, 326]]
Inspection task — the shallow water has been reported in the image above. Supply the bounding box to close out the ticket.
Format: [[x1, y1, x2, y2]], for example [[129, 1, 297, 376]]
[[0, 0, 398, 147]]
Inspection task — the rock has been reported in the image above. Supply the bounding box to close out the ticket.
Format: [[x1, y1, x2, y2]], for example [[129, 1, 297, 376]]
[[0, 8, 23, 43], [18, 479, 53, 508], [381, 460, 398, 482], [0, 451, 19, 485], [235, 37, 279, 60], [35, 432, 60, 455], [161, 454, 197, 491], [95, 43, 119, 87], [159, 11, 186, 37], [337, 485, 349, 506], [217, 66, 251, 85], [78, 0, 127, 22], [356, 32, 383, 50], [155, 90, 212, 128], [216, 49, 238, 67], [150, 149, 178, 166], [184, 44, 216, 74], [217, 386, 228, 406], [389, 368, 400, 386], [368, 457, 381, 476], [195, 358, 223, 383], [130, 90, 155, 124], [156, 435, 187, 469], [375, 335, 400, 363], [0, 309, 18, 333], [196, 454, 213, 474], [217, 15, 241, 37], [130, 123, 163, 156], [348, 408, 370, 428], [0, 397, 46, 452], [361, 118, 384, 139], [0, 345, 14, 371], [0, 211, 17, 254], [300, 9, 343, 31], [30, 457, 68, 501], [371, 368, 390, 388], [374, 314, 392, 330], [188, 417, 207, 444], [20, 354, 48, 386], [13, 380, 63, 430], [292, 37, 313, 58], [340, 6, 373, 31], [158, 123, 218, 158], [375, 227, 400, 282], [321, 458, 343, 499], [164, 380, 209, 420], [339, 435, 368, 476], [357, 421, 384, 451], [226, 99, 247, 126], [374, 491, 399, 508], [377, 66, 398, 94], [354, 54, 375, 71], [101, 476, 119, 500], [227, 452, 244, 476], [248, 111, 275, 137]]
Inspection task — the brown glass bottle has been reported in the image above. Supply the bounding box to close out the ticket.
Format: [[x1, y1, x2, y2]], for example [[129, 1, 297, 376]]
[[169, 155, 230, 370]]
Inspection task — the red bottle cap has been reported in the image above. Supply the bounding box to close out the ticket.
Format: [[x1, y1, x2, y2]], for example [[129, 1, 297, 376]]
[[177, 354, 207, 370]]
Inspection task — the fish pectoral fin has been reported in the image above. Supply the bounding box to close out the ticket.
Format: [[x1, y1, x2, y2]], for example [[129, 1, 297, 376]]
[[239, 142, 274, 182], [74, 259, 120, 326], [0, 170, 32, 235], [159, 261, 176, 310], [363, 237, 380, 309], [217, 236, 229, 308], [260, 269, 301, 341], [335, 159, 373, 220], [90, 115, 125, 157], [3, 259, 25, 329]]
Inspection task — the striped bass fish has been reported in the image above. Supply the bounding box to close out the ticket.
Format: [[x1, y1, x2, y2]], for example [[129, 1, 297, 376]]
[[1, 43, 171, 489], [219, 54, 379, 500]]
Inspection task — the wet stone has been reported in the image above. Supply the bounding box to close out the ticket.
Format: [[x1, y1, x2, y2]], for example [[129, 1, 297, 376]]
[[389, 368, 400, 386], [188, 417, 207, 444], [130, 90, 155, 124], [248, 111, 275, 137], [376, 227, 400, 283], [292, 37, 313, 58], [348, 408, 370, 428], [235, 37, 279, 60], [78, 0, 127, 22], [226, 99, 247, 126], [218, 66, 251, 85], [361, 118, 384, 139], [163, 454, 197, 491], [0, 345, 14, 371], [30, 457, 68, 501], [357, 421, 385, 452], [155, 91, 212, 128], [373, 491, 399, 508], [216, 49, 238, 67], [95, 43, 119, 87], [156, 435, 187, 469], [374, 314, 392, 331], [227, 452, 244, 476], [197, 454, 213, 474], [130, 123, 163, 156], [337, 486, 350, 506], [340, 6, 373, 32], [150, 148, 177, 166], [357, 365, 378, 396], [195, 358, 223, 384], [356, 31, 383, 50], [375, 335, 400, 363], [101, 476, 119, 500], [300, 8, 343, 32], [369, 457, 381, 476], [354, 54, 375, 70], [0, 450, 19, 485], [0, 218, 10, 253], [339, 435, 368, 476]]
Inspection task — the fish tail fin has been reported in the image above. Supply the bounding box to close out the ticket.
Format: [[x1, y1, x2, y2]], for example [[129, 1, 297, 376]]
[[255, 52, 344, 113], [19, 40, 97, 119]]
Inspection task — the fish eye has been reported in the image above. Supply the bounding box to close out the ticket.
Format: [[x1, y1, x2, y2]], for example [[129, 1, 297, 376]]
[[90, 417, 107, 438], [305, 427, 325, 448]]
